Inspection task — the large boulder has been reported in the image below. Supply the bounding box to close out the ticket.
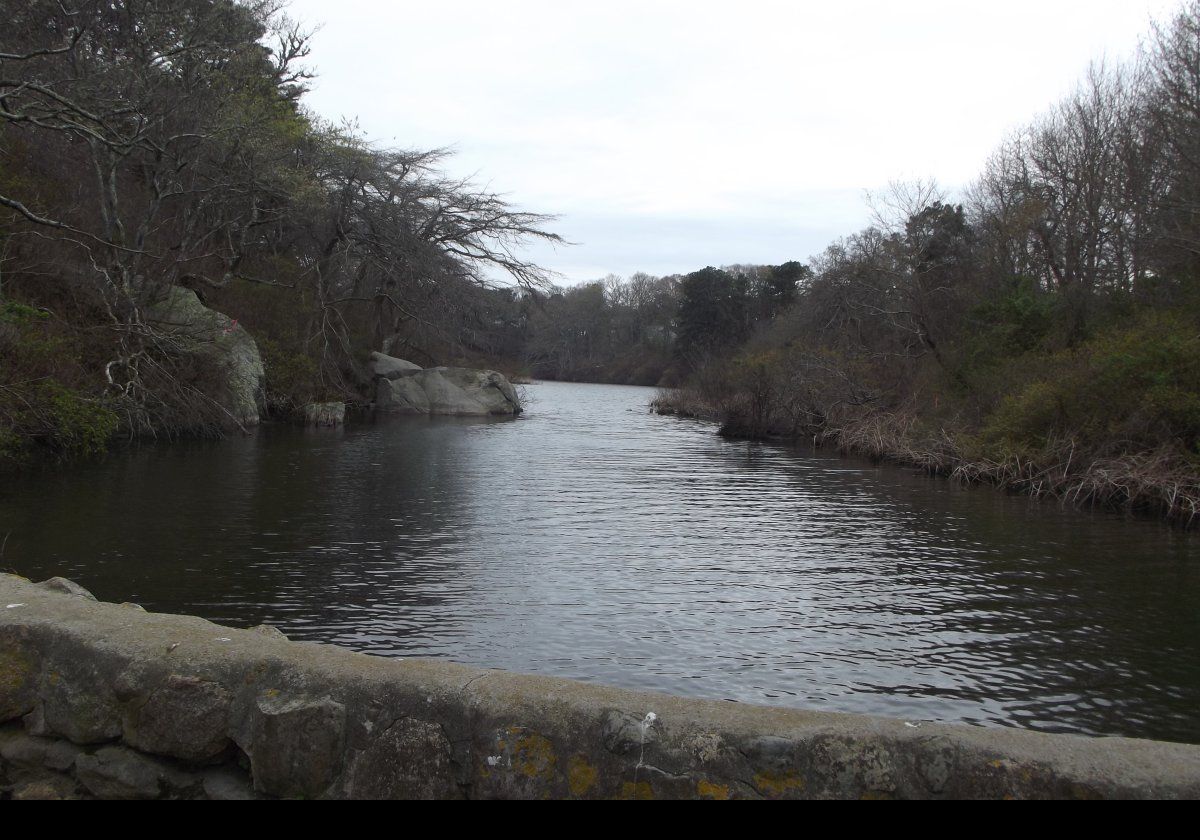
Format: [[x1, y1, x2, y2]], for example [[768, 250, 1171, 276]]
[[371, 353, 521, 416], [369, 351, 423, 380], [145, 287, 265, 427]]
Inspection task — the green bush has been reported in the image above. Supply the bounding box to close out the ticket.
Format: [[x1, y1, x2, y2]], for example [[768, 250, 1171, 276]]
[[978, 313, 1200, 458], [257, 336, 320, 411], [0, 297, 118, 463], [0, 300, 50, 324], [0, 380, 118, 463], [970, 279, 1057, 357], [956, 280, 1058, 400], [40, 381, 118, 456], [0, 428, 24, 461]]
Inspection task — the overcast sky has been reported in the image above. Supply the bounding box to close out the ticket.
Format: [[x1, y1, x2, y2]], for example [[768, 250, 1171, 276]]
[[285, 0, 1179, 285]]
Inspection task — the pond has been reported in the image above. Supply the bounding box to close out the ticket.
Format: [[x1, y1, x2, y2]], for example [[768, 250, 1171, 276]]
[[2, 381, 1197, 743]]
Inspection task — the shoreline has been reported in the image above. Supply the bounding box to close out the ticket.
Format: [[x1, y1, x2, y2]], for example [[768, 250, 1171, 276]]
[[651, 389, 1200, 529]]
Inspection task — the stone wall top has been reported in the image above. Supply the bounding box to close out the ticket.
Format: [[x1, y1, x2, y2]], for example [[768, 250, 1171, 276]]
[[1, 573, 1198, 799]]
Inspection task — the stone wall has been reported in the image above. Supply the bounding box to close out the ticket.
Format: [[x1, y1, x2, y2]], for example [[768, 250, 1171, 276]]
[[2, 573, 1198, 800]]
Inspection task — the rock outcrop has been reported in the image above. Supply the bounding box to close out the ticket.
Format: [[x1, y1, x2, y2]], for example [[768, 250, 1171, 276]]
[[369, 352, 422, 379], [3, 574, 1200, 800], [371, 352, 521, 417], [145, 287, 265, 427]]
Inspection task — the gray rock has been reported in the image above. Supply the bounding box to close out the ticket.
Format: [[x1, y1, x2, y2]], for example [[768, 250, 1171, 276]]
[[145, 286, 265, 427], [369, 351, 423, 380], [24, 654, 123, 744], [601, 710, 659, 756], [0, 637, 38, 723], [236, 694, 346, 799], [376, 365, 522, 416], [10, 772, 81, 800], [35, 578, 96, 600], [376, 372, 431, 413], [343, 718, 461, 799], [0, 730, 84, 772], [75, 745, 197, 800], [250, 624, 289, 641], [122, 674, 233, 763]]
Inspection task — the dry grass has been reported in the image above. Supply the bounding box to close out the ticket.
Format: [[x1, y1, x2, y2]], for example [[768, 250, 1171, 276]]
[[831, 413, 960, 475], [834, 416, 1200, 527], [954, 446, 1200, 527], [649, 388, 720, 421]]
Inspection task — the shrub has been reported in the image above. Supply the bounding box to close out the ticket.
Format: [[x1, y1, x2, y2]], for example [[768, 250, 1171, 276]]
[[978, 313, 1200, 459], [0, 380, 118, 463], [257, 336, 321, 414]]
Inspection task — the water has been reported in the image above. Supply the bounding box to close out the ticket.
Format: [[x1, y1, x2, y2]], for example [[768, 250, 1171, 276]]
[[2, 382, 1198, 743]]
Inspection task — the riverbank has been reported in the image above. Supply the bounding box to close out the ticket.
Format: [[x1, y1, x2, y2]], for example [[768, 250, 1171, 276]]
[[651, 387, 1200, 528], [3, 573, 1198, 800]]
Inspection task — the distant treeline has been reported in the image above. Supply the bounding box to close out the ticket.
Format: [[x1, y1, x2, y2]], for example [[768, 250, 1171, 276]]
[[475, 262, 807, 386]]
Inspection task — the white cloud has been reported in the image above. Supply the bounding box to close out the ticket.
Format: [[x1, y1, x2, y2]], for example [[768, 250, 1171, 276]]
[[285, 0, 1178, 282]]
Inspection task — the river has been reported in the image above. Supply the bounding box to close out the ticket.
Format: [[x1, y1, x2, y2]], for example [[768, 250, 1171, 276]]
[[2, 381, 1197, 743]]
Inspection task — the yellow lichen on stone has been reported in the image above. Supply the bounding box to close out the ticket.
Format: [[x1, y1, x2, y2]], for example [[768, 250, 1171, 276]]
[[567, 756, 598, 796], [619, 781, 655, 800], [1069, 783, 1101, 800], [510, 732, 557, 780], [754, 771, 806, 799], [0, 646, 35, 721], [696, 779, 730, 800], [0, 647, 33, 695]]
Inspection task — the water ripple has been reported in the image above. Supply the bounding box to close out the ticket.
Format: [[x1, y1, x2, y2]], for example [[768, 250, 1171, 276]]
[[2, 381, 1199, 743]]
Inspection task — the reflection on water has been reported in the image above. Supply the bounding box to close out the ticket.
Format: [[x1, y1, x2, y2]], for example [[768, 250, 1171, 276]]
[[2, 382, 1198, 743]]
